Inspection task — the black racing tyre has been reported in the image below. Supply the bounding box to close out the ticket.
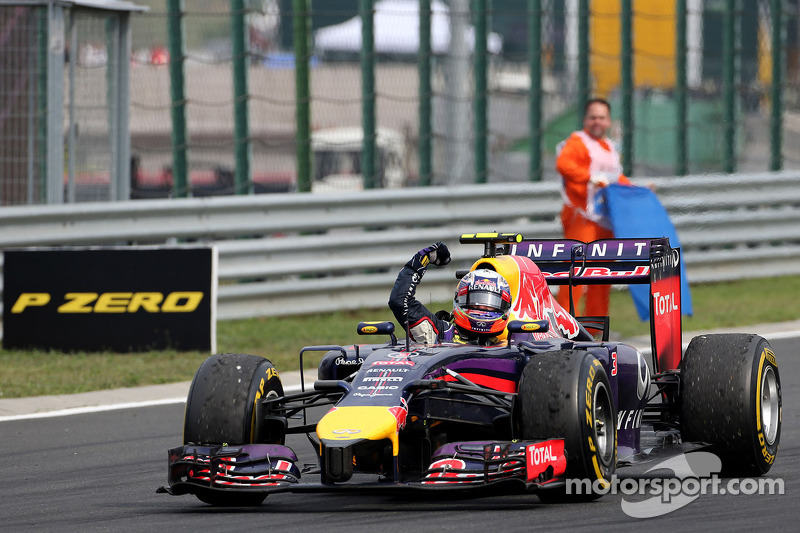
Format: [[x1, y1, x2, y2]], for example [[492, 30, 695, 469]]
[[183, 353, 283, 507], [518, 350, 616, 502], [184, 353, 284, 446], [680, 334, 781, 476]]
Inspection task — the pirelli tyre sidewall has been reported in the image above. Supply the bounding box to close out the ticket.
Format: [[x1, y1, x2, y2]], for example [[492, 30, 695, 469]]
[[518, 350, 617, 501], [680, 334, 781, 476], [183, 353, 284, 446]]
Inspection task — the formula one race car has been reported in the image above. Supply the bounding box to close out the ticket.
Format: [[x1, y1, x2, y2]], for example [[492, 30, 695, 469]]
[[158, 233, 782, 506]]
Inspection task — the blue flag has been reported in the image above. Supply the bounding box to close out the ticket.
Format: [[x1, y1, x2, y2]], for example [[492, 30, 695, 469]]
[[596, 184, 693, 320]]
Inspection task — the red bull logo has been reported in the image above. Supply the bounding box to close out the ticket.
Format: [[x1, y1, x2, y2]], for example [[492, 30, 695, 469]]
[[388, 398, 409, 430], [513, 272, 543, 321], [470, 279, 499, 292]]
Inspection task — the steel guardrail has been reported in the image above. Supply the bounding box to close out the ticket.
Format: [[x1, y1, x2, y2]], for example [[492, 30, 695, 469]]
[[1, 171, 799, 319]]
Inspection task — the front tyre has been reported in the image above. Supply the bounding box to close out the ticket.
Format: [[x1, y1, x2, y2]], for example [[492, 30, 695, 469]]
[[518, 350, 616, 502], [184, 353, 284, 445], [681, 334, 781, 476], [183, 353, 283, 507]]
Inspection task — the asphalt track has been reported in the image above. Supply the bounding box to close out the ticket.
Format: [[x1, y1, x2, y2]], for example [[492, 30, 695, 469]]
[[0, 334, 797, 532]]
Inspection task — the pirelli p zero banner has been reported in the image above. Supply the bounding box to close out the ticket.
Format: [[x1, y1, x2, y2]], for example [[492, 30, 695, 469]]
[[2, 246, 216, 352]]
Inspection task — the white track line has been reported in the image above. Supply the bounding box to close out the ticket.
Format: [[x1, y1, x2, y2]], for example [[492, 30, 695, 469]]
[[0, 384, 305, 422]]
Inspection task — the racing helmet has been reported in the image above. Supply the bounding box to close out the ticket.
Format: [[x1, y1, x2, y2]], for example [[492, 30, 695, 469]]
[[453, 269, 512, 335]]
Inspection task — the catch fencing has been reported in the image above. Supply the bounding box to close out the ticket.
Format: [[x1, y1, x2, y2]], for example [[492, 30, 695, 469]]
[[3, 1, 800, 206], [1, 171, 799, 320]]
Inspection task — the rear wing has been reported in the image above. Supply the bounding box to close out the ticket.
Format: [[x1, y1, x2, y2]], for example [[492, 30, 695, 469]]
[[506, 237, 683, 374]]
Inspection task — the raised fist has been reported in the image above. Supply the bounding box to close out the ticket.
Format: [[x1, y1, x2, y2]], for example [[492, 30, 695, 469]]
[[407, 241, 451, 274], [419, 241, 451, 266]]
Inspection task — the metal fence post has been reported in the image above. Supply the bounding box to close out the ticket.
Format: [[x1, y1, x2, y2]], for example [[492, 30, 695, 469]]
[[293, 0, 311, 193], [528, 0, 542, 182], [67, 13, 77, 203], [676, 0, 688, 176], [770, 0, 783, 172], [36, 7, 47, 204], [45, 2, 65, 204], [361, 0, 376, 189], [473, 0, 488, 184], [114, 12, 132, 201], [167, 0, 188, 197], [723, 0, 739, 174], [446, 0, 471, 185], [577, 0, 590, 128], [621, 0, 633, 176], [106, 16, 118, 202], [419, 0, 433, 186], [232, 0, 252, 195]]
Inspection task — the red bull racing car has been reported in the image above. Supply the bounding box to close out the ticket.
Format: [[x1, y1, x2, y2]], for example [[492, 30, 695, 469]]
[[158, 233, 782, 506]]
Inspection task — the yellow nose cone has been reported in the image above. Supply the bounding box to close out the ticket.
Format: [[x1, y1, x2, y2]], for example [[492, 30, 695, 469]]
[[317, 406, 401, 455]]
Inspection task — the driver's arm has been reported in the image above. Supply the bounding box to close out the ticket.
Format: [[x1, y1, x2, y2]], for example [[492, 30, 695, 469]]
[[389, 243, 454, 344]]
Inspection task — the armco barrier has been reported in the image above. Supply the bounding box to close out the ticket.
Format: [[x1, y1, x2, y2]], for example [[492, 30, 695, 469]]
[[1, 171, 799, 320]]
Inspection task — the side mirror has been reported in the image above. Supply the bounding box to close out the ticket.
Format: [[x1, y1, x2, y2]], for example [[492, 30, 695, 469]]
[[357, 321, 397, 346], [506, 320, 550, 347]]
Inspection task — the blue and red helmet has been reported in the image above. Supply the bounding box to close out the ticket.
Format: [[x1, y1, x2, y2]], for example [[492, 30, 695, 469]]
[[453, 269, 512, 335]]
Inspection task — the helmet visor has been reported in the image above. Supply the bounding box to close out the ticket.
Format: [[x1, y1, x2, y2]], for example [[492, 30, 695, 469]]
[[456, 289, 508, 312]]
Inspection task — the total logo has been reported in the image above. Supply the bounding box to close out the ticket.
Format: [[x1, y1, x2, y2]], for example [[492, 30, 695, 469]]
[[525, 439, 566, 481], [371, 360, 415, 367], [652, 291, 679, 316], [529, 443, 557, 465]]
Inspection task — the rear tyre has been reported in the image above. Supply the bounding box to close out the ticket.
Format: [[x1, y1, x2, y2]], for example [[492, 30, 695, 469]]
[[183, 353, 284, 506], [518, 350, 616, 502], [681, 334, 781, 476]]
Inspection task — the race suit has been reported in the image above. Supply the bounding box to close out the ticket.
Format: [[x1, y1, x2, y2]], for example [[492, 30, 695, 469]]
[[388, 252, 456, 344], [556, 130, 631, 317]]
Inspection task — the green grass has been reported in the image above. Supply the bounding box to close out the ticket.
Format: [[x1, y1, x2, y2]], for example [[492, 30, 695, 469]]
[[1, 275, 798, 399]]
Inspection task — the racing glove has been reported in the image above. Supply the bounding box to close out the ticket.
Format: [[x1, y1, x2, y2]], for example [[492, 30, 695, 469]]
[[407, 241, 451, 273]]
